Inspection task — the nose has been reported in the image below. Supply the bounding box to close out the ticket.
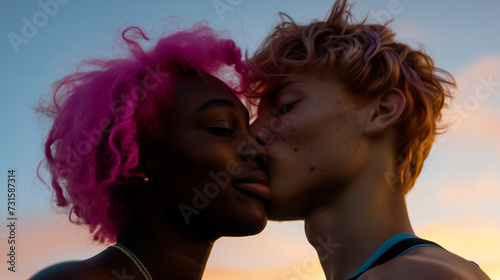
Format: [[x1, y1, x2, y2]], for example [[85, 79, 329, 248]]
[[238, 122, 269, 166], [239, 136, 269, 165], [250, 115, 275, 146]]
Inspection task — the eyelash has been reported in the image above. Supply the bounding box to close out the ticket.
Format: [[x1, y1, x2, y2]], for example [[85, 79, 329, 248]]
[[275, 101, 298, 117], [206, 127, 235, 137]]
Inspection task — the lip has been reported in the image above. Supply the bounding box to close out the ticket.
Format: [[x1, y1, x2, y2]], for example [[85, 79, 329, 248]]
[[232, 171, 271, 199]]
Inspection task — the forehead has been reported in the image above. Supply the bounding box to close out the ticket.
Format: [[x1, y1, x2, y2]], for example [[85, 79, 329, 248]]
[[174, 74, 240, 110]]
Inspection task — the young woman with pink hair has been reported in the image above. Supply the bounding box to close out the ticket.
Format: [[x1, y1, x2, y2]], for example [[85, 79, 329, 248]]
[[31, 24, 269, 280]]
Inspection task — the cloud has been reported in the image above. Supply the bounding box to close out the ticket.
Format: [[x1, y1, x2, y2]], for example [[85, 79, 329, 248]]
[[1, 215, 104, 280], [417, 222, 500, 280], [439, 56, 500, 141], [434, 172, 500, 204], [435, 55, 500, 160], [430, 170, 500, 224], [454, 56, 500, 92]]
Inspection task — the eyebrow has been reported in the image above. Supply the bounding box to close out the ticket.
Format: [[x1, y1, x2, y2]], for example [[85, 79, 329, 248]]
[[194, 99, 237, 116], [257, 81, 297, 114]]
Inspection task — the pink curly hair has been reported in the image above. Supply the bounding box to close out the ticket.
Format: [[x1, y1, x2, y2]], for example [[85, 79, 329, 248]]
[[36, 23, 249, 244], [247, 0, 456, 194]]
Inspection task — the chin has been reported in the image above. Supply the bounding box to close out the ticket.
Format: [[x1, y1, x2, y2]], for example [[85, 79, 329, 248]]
[[223, 211, 268, 237], [229, 222, 267, 237]]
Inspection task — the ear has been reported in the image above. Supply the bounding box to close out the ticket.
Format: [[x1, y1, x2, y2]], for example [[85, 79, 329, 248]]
[[364, 88, 406, 136]]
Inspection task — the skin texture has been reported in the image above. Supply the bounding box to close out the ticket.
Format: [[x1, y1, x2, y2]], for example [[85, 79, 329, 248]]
[[30, 75, 269, 280], [250, 73, 490, 280], [252, 73, 372, 220]]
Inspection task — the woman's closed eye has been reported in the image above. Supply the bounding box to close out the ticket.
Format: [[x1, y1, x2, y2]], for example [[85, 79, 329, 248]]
[[275, 100, 299, 117], [205, 126, 235, 137]]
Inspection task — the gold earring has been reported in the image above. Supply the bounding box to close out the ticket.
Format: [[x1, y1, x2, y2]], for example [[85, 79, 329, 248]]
[[143, 177, 150, 183]]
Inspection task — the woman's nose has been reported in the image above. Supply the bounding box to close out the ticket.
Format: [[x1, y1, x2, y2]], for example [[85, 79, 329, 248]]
[[239, 139, 269, 165]]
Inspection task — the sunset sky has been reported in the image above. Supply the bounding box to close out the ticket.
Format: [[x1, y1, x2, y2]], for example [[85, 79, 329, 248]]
[[1, 0, 499, 279]]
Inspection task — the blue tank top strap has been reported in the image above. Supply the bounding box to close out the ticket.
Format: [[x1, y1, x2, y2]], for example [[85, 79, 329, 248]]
[[348, 232, 443, 280]]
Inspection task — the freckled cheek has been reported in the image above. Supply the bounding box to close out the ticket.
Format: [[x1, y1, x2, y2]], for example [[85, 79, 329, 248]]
[[292, 114, 351, 165], [269, 126, 317, 175], [288, 117, 328, 148], [268, 124, 301, 157], [269, 107, 343, 159]]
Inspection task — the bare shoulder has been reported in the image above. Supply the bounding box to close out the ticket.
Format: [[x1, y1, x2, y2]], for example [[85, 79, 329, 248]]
[[362, 246, 491, 280], [29, 260, 109, 280]]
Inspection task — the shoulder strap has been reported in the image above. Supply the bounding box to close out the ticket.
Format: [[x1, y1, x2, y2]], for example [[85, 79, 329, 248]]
[[348, 238, 442, 280]]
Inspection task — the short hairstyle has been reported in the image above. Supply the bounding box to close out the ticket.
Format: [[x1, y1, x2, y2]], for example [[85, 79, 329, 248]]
[[36, 23, 248, 244], [247, 0, 456, 194]]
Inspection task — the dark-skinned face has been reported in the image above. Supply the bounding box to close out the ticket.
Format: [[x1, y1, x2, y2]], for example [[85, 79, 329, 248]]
[[145, 74, 270, 238]]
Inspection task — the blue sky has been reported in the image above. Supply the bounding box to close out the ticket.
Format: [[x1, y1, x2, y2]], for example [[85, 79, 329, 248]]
[[1, 0, 500, 279]]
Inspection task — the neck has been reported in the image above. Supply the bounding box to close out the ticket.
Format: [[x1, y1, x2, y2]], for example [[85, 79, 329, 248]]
[[117, 217, 215, 280], [304, 172, 413, 280]]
